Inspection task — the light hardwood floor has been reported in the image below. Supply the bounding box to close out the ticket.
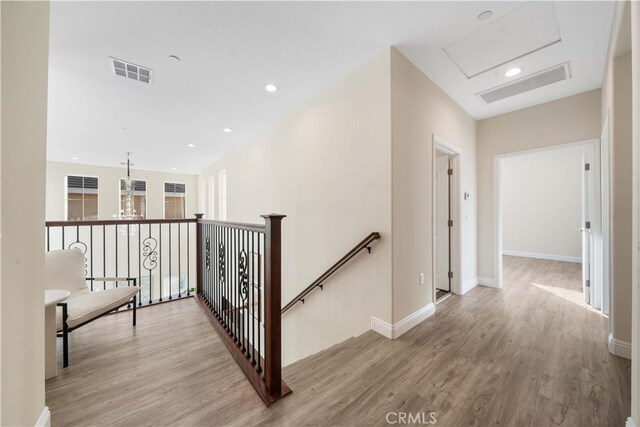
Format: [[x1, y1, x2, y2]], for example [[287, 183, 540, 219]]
[[46, 256, 630, 426]]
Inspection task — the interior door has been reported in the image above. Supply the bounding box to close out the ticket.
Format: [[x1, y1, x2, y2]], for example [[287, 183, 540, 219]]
[[435, 155, 450, 291], [581, 150, 592, 305]]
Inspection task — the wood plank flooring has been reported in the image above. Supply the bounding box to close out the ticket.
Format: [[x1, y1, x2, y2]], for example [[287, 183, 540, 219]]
[[46, 256, 631, 426]]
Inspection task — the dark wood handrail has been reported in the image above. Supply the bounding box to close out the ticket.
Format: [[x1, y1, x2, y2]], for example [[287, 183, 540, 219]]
[[46, 218, 198, 227], [198, 218, 266, 233], [281, 232, 381, 314]]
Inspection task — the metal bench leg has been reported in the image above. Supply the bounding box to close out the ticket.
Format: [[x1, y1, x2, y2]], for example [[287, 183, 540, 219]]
[[60, 302, 69, 368], [133, 296, 137, 326]]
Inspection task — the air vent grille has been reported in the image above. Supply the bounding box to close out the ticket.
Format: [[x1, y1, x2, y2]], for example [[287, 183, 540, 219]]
[[110, 57, 152, 84], [477, 62, 571, 104]]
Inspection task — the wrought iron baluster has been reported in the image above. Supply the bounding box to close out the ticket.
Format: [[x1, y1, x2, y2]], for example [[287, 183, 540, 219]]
[[257, 231, 262, 374], [158, 224, 164, 302], [178, 222, 182, 297], [138, 224, 142, 306], [169, 223, 173, 300], [102, 225, 106, 290], [90, 226, 94, 291], [187, 222, 191, 296]]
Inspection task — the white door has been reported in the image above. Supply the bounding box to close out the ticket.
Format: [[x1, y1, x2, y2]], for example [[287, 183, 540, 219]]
[[435, 155, 450, 291], [581, 150, 593, 305]]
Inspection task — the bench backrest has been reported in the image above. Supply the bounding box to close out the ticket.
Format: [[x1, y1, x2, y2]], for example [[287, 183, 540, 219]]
[[44, 249, 89, 293]]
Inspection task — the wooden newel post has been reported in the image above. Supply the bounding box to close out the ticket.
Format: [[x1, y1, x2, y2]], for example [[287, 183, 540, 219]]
[[261, 213, 286, 397], [195, 213, 204, 295]]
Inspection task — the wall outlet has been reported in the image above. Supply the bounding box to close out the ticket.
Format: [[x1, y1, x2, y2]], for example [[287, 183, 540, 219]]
[[419, 273, 425, 285]]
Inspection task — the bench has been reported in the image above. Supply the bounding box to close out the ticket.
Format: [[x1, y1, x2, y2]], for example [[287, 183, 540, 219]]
[[44, 249, 139, 367]]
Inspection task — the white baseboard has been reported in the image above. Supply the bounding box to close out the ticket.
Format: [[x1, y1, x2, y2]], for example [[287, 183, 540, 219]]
[[608, 334, 632, 359], [626, 417, 636, 427], [371, 303, 436, 339], [460, 277, 478, 295], [502, 250, 581, 264], [478, 277, 498, 288], [36, 407, 50, 427]]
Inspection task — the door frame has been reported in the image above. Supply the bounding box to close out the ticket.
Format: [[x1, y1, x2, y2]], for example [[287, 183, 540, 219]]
[[601, 113, 611, 315], [493, 139, 601, 293], [432, 134, 462, 299]]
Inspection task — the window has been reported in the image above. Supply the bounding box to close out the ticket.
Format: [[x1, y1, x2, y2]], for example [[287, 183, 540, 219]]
[[218, 170, 227, 220], [120, 179, 147, 219], [67, 175, 98, 221], [164, 182, 186, 219]]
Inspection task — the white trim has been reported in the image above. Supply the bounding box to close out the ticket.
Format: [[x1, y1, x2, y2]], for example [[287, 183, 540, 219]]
[[371, 303, 436, 339], [36, 407, 50, 427], [370, 317, 393, 339], [432, 135, 462, 298], [502, 250, 581, 264], [627, 417, 636, 427], [478, 277, 498, 288], [608, 334, 632, 359], [460, 277, 478, 295]]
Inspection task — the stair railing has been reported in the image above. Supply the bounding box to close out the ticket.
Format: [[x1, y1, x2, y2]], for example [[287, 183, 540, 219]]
[[281, 232, 381, 314]]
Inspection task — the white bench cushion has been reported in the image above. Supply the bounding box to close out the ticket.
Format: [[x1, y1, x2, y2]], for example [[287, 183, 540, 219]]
[[57, 287, 139, 331]]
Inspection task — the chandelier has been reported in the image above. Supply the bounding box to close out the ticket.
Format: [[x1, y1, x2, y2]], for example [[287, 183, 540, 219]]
[[115, 152, 139, 235]]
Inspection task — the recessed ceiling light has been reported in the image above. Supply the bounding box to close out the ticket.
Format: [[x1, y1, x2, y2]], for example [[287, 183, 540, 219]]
[[477, 10, 493, 22], [223, 128, 232, 133], [171, 167, 176, 171], [265, 83, 278, 93], [72, 157, 79, 160], [187, 144, 195, 148], [169, 55, 180, 62], [505, 67, 523, 77]]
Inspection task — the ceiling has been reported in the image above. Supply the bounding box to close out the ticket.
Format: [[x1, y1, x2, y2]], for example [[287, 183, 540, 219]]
[[47, 1, 614, 174]]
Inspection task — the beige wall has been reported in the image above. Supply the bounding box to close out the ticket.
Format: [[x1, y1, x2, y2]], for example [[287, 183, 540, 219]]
[[632, 1, 640, 422], [610, 52, 633, 345], [198, 50, 393, 365], [1, 1, 50, 425], [477, 90, 601, 283], [390, 48, 478, 322], [46, 161, 198, 221], [502, 149, 583, 261]]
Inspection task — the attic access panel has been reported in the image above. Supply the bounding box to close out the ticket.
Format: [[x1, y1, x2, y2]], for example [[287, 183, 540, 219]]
[[443, 2, 561, 79]]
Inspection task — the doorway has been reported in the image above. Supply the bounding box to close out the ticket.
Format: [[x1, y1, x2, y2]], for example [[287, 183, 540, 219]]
[[435, 149, 452, 300], [494, 139, 604, 313], [432, 135, 462, 303]]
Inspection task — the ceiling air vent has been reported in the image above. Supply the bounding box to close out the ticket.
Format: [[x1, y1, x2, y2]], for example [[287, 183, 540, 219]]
[[477, 62, 571, 104], [110, 57, 152, 84]]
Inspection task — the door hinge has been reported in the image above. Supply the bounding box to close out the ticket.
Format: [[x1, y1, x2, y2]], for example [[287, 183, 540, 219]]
[[586, 279, 591, 288], [447, 168, 453, 176], [448, 219, 453, 227], [448, 271, 453, 279], [585, 221, 591, 229], [585, 163, 590, 171]]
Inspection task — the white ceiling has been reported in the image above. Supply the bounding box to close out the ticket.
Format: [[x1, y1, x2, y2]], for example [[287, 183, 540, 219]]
[[47, 1, 614, 174]]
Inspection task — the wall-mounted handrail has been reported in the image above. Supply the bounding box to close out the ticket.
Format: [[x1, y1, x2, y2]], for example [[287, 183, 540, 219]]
[[281, 232, 381, 314]]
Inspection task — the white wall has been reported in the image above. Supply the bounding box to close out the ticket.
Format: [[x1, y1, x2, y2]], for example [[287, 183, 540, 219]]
[[390, 48, 478, 320], [478, 90, 602, 285], [502, 149, 583, 262], [1, 1, 50, 425], [46, 161, 198, 221], [198, 50, 393, 365]]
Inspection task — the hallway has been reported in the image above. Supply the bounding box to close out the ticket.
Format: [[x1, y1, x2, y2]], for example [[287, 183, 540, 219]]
[[46, 257, 630, 426]]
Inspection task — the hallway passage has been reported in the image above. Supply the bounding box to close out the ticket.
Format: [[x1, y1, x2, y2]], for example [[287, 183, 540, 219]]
[[46, 256, 630, 426]]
